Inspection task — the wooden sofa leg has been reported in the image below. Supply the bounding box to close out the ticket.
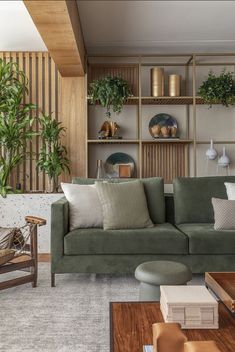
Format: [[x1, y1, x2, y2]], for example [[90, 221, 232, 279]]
[[51, 273, 55, 287]]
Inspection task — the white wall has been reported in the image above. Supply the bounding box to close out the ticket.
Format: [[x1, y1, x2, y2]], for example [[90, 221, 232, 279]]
[[0, 1, 47, 51]]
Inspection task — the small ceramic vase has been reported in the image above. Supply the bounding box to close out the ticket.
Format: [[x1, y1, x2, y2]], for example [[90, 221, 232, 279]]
[[161, 126, 170, 138], [218, 147, 230, 168], [150, 124, 161, 138], [170, 126, 177, 138], [206, 140, 217, 160]]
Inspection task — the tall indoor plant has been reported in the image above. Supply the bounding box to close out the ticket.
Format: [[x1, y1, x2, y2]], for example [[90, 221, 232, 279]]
[[37, 114, 70, 192], [0, 59, 36, 197], [89, 76, 131, 118]]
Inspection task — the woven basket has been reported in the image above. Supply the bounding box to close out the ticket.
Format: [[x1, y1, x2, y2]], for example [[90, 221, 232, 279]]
[[0, 249, 15, 266]]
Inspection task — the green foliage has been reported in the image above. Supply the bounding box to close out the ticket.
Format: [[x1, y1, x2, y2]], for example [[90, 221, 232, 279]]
[[37, 114, 70, 192], [198, 70, 235, 107], [0, 59, 36, 197], [89, 76, 131, 118]]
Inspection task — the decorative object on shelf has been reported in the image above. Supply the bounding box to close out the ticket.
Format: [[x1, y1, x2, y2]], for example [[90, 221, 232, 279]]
[[206, 140, 218, 160], [198, 69, 235, 107], [105, 152, 135, 178], [95, 159, 106, 179], [217, 147, 230, 176], [98, 120, 121, 139], [98, 121, 110, 139], [118, 164, 132, 178], [37, 114, 70, 192], [151, 67, 164, 97], [218, 147, 230, 168], [149, 113, 178, 139], [89, 76, 131, 118], [0, 58, 36, 197], [169, 74, 181, 97], [110, 121, 120, 137]]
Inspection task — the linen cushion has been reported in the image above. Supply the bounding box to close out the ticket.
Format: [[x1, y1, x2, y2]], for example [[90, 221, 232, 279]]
[[173, 176, 235, 224], [72, 177, 165, 224], [212, 197, 235, 230], [61, 183, 103, 230], [225, 182, 235, 200], [95, 180, 153, 230], [178, 223, 235, 254], [64, 223, 188, 255]]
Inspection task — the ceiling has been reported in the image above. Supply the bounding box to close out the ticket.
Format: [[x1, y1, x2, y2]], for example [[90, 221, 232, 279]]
[[0, 1, 234, 55], [0, 1, 46, 51], [77, 0, 235, 55]]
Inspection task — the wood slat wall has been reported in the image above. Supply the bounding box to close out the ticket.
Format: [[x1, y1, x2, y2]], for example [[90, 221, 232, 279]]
[[88, 64, 139, 96], [0, 52, 61, 192], [142, 143, 189, 183]]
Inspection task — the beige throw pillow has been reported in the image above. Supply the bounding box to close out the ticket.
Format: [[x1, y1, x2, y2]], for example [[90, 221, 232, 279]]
[[95, 180, 153, 230], [212, 197, 235, 230], [225, 182, 235, 200], [61, 183, 103, 230]]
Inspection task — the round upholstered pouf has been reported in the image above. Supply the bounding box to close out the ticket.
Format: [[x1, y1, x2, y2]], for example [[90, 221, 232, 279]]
[[134, 261, 192, 301]]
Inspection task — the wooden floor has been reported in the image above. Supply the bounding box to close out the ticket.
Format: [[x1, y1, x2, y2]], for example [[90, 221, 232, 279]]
[[110, 302, 235, 352]]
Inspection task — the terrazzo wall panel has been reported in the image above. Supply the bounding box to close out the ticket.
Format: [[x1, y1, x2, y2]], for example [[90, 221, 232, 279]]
[[0, 194, 63, 253]]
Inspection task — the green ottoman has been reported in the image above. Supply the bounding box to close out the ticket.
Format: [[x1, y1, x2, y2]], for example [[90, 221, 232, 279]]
[[135, 261, 192, 301]]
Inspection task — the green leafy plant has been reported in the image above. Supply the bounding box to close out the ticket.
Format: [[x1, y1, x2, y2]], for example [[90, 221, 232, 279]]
[[37, 114, 70, 192], [0, 58, 36, 197], [89, 76, 131, 118], [198, 69, 235, 107]]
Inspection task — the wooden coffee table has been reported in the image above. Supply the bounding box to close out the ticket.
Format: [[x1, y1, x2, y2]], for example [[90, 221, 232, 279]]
[[110, 302, 235, 352]]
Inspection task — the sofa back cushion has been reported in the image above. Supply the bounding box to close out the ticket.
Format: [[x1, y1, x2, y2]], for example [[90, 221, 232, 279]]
[[72, 177, 165, 224], [173, 176, 235, 224]]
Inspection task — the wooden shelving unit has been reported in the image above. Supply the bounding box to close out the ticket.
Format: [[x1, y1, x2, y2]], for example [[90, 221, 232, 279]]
[[86, 53, 235, 182]]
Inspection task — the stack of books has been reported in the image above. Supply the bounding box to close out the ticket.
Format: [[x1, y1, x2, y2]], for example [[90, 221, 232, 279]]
[[160, 286, 218, 329]]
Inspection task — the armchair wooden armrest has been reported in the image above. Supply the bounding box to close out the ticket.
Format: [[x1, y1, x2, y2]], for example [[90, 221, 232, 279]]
[[25, 216, 46, 226]]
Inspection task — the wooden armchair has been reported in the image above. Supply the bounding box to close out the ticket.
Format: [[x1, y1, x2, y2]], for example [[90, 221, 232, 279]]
[[0, 216, 46, 291]]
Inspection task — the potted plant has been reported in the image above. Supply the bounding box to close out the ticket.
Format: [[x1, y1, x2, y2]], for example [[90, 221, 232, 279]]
[[89, 76, 131, 118], [37, 114, 70, 192], [0, 59, 36, 197], [199, 69, 235, 107]]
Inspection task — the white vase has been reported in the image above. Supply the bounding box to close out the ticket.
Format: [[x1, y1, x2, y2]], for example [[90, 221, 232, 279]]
[[206, 140, 217, 160], [218, 147, 230, 168]]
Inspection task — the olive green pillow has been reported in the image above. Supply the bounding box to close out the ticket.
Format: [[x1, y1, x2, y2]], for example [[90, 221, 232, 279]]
[[95, 180, 153, 230]]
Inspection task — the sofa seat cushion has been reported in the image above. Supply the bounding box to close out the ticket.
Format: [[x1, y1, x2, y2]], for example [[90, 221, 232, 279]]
[[64, 223, 188, 255], [178, 223, 235, 254]]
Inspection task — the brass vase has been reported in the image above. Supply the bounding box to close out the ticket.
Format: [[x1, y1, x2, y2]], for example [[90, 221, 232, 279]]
[[169, 74, 181, 97], [151, 67, 164, 97]]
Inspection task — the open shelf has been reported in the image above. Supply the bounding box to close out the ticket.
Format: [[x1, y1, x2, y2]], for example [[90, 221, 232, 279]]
[[142, 139, 193, 144], [141, 96, 204, 105], [87, 139, 140, 144], [87, 96, 205, 105]]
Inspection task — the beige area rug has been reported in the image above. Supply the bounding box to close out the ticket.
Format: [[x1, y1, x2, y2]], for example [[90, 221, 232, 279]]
[[0, 263, 203, 352]]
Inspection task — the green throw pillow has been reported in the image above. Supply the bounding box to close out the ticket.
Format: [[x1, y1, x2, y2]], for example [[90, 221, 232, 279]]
[[95, 180, 153, 230]]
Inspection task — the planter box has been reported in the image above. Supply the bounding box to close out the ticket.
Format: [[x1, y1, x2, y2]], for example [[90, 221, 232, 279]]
[[0, 194, 62, 253]]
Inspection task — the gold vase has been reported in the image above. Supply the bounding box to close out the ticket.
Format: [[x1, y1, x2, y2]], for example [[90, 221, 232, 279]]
[[151, 67, 164, 97], [169, 74, 181, 97]]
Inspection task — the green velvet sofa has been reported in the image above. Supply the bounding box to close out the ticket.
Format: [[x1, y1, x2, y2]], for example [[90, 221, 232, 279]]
[[51, 176, 235, 285]]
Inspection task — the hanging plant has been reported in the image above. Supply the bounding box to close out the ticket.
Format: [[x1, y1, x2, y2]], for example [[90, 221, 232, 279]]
[[198, 69, 235, 107], [37, 114, 70, 192], [89, 76, 131, 118]]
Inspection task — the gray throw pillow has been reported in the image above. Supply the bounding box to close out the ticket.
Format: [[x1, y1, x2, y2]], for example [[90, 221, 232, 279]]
[[212, 197, 235, 230], [95, 180, 153, 230]]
